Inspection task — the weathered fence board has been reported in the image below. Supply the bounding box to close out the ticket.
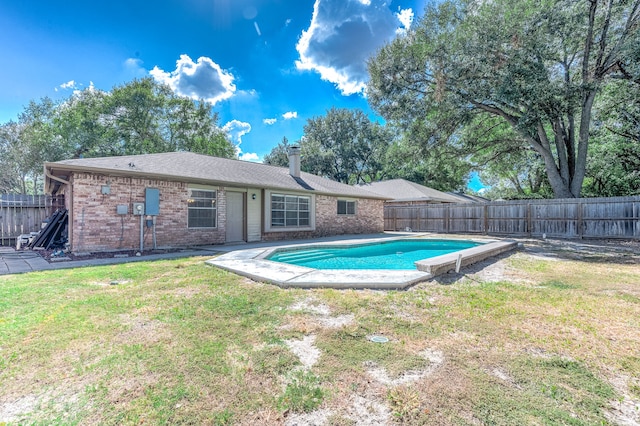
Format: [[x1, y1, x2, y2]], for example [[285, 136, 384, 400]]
[[0, 195, 53, 246], [384, 196, 640, 240]]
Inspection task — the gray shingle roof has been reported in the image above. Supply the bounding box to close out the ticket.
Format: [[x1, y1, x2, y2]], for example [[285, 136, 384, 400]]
[[359, 179, 463, 203], [46, 152, 387, 199]]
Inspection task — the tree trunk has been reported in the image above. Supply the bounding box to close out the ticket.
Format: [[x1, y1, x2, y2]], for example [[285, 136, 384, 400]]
[[534, 143, 574, 198], [571, 89, 597, 196]]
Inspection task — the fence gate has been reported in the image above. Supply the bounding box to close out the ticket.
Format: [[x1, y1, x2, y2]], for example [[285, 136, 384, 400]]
[[0, 194, 64, 246]]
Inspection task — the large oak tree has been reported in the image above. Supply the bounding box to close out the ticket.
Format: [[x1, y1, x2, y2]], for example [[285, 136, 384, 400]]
[[368, 0, 639, 198]]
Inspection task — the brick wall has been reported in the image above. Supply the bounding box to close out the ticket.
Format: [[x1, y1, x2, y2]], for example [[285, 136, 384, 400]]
[[262, 195, 384, 241], [315, 195, 384, 235], [69, 172, 384, 251], [70, 173, 226, 252]]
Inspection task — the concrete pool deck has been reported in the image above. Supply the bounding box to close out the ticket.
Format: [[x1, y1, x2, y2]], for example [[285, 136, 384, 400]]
[[206, 233, 518, 290]]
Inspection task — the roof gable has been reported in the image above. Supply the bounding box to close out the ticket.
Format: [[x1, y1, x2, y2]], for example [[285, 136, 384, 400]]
[[360, 179, 463, 203]]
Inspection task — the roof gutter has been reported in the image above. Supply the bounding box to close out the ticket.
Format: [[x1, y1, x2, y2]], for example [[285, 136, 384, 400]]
[[44, 164, 70, 195], [45, 168, 70, 185]]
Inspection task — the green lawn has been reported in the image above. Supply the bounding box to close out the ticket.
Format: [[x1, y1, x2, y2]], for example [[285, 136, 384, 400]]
[[0, 248, 638, 425]]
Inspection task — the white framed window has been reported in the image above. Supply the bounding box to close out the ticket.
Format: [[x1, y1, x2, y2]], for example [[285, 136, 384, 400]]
[[188, 189, 217, 228], [264, 190, 315, 232], [271, 194, 310, 227], [337, 199, 356, 215]]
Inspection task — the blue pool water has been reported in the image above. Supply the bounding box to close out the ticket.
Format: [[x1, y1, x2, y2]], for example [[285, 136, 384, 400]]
[[267, 239, 481, 270]]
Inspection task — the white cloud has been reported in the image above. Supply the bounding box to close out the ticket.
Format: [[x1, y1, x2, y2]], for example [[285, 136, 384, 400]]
[[263, 118, 277, 125], [239, 152, 260, 162], [124, 58, 148, 77], [150, 54, 236, 105], [295, 0, 410, 95], [224, 120, 260, 162], [56, 80, 77, 91], [396, 8, 414, 34], [60, 80, 77, 89], [223, 120, 252, 145], [282, 111, 297, 120]]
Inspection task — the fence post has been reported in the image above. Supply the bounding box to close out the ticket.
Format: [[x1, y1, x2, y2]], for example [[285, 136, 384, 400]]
[[393, 207, 397, 231], [445, 205, 450, 233], [527, 203, 532, 237], [483, 204, 489, 235], [578, 200, 584, 239]]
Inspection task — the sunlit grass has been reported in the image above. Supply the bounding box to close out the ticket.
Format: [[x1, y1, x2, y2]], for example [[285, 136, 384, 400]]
[[0, 251, 638, 424]]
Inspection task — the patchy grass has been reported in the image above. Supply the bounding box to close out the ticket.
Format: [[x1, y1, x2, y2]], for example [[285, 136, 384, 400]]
[[0, 243, 639, 425]]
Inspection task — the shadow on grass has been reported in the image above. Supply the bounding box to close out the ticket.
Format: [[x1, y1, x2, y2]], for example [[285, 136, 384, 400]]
[[522, 238, 640, 265], [430, 250, 516, 285]]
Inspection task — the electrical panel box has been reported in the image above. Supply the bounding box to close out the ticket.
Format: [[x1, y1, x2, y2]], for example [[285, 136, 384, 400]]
[[145, 188, 160, 216], [132, 203, 145, 215], [116, 204, 128, 215]]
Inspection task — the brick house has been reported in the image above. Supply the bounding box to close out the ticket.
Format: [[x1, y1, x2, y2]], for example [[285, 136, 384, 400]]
[[44, 149, 387, 253]]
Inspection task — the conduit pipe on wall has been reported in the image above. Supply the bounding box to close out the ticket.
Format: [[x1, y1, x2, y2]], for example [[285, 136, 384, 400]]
[[140, 215, 144, 253], [152, 216, 157, 250]]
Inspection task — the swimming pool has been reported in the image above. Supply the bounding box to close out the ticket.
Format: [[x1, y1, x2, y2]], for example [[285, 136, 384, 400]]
[[266, 239, 482, 270]]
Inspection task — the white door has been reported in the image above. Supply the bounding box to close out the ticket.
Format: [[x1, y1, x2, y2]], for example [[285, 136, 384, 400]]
[[226, 192, 245, 242]]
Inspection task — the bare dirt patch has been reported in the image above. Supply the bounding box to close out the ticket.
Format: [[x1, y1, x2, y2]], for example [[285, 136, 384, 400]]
[[605, 374, 640, 426], [287, 297, 356, 331], [366, 348, 444, 386], [284, 334, 321, 371]]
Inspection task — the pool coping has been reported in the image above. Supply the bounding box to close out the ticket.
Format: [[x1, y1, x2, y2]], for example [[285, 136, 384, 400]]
[[205, 234, 518, 290]]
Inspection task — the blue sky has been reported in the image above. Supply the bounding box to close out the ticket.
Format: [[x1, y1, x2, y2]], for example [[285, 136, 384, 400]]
[[1, 0, 426, 163]]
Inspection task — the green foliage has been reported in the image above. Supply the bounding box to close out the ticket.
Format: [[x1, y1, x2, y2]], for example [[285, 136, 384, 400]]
[[382, 136, 470, 191], [368, 0, 640, 198], [301, 107, 392, 184], [263, 136, 292, 167], [0, 98, 58, 193], [277, 371, 324, 413], [582, 80, 640, 196], [387, 387, 427, 423], [0, 78, 236, 194], [464, 115, 553, 199]]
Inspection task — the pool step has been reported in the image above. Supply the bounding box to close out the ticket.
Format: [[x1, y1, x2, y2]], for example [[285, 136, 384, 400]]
[[271, 249, 336, 263]]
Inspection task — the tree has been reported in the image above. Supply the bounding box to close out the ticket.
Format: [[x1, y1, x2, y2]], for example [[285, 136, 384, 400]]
[[301, 108, 392, 184], [582, 80, 640, 196], [53, 78, 236, 159], [0, 78, 237, 194], [0, 121, 25, 193], [382, 136, 470, 191], [166, 100, 235, 158], [463, 115, 551, 198], [54, 86, 116, 158], [368, 0, 640, 198], [263, 136, 293, 167], [17, 98, 63, 193]]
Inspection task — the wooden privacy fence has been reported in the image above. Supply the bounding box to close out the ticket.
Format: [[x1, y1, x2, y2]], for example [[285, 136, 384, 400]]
[[0, 194, 62, 246], [384, 196, 640, 240]]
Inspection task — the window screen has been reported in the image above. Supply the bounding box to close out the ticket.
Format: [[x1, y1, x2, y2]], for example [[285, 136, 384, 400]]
[[271, 194, 310, 227], [188, 189, 217, 228], [337, 200, 356, 215]]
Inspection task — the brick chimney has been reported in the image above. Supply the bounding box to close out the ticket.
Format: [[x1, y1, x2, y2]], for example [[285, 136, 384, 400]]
[[288, 146, 301, 178]]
